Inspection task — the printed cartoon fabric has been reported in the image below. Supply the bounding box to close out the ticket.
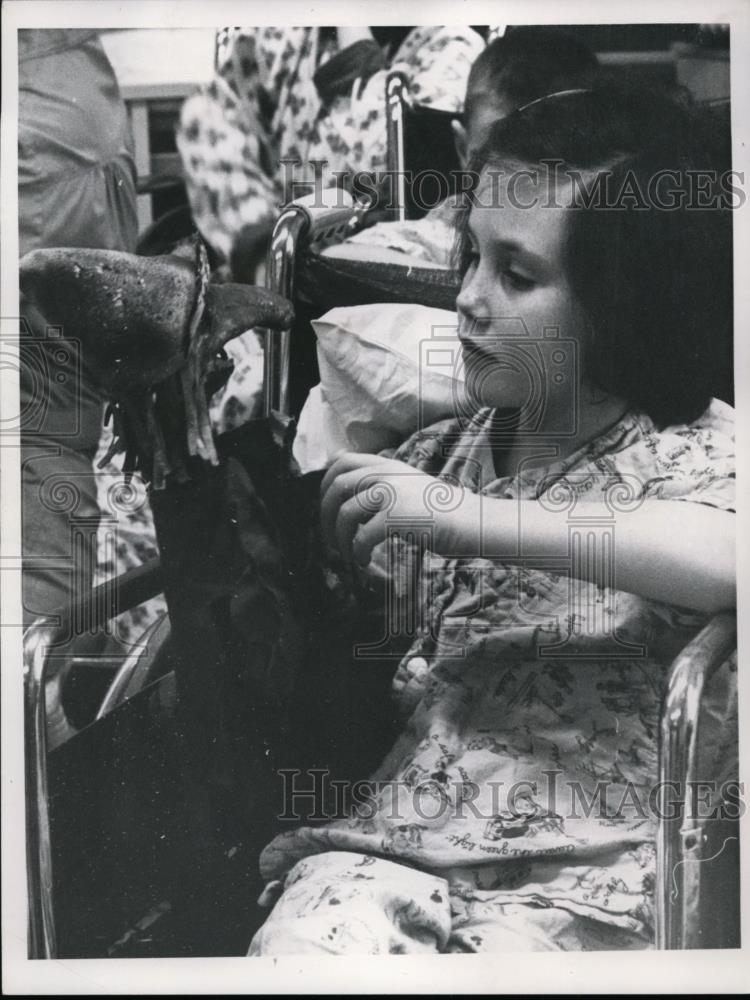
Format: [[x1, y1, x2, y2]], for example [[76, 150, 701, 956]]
[[250, 850, 649, 954], [256, 398, 736, 950], [176, 26, 484, 262]]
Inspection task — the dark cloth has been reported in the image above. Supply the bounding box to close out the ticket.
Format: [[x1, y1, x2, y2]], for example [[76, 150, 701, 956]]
[[313, 39, 386, 102]]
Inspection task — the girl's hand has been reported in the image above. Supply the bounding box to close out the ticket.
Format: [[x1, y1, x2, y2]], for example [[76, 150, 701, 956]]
[[320, 452, 480, 566]]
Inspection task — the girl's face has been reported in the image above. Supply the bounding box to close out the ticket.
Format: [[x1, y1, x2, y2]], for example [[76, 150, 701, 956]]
[[456, 167, 591, 425]]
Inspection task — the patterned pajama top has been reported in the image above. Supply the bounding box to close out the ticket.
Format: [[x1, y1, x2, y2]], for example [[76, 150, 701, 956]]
[[258, 400, 736, 944]]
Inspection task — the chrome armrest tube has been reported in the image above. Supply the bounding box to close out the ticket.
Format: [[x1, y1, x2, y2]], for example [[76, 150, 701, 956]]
[[385, 71, 408, 222], [655, 611, 737, 949], [262, 205, 309, 418], [24, 622, 60, 959], [261, 189, 363, 420], [23, 561, 165, 959]]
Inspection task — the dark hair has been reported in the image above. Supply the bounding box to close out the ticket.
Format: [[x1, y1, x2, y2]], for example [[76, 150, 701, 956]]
[[456, 81, 734, 427], [464, 27, 599, 124]]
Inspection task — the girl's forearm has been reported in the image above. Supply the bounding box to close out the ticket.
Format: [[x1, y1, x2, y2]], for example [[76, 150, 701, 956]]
[[449, 496, 735, 613]]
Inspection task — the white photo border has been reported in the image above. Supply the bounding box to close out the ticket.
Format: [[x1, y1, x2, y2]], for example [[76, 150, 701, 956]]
[[2, 0, 749, 993]]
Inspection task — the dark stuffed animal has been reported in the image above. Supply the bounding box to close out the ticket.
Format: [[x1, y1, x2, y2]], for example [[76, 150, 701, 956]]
[[21, 239, 398, 839]]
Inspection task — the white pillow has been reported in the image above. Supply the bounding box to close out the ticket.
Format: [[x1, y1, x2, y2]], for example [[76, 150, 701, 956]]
[[293, 303, 464, 472]]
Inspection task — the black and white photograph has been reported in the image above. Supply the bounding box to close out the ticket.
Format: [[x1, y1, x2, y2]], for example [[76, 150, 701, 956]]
[[1, 0, 748, 993]]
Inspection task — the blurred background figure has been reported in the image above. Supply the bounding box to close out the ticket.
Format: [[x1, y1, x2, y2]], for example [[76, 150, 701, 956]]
[[18, 28, 144, 741], [176, 26, 485, 284], [18, 29, 138, 258], [19, 28, 140, 627]]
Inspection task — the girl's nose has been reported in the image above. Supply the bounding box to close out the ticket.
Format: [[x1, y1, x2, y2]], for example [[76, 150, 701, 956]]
[[456, 268, 484, 320]]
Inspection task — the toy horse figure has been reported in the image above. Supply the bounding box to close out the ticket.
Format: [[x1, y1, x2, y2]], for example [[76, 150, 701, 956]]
[[20, 238, 329, 833], [19, 237, 294, 483]]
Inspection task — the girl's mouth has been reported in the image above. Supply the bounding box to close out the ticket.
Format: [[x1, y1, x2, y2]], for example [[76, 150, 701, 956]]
[[461, 340, 487, 362], [460, 338, 527, 384], [458, 315, 503, 368], [460, 338, 492, 367], [460, 338, 509, 371]]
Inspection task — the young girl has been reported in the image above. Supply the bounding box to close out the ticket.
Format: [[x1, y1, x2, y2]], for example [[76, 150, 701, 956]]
[[247, 83, 735, 954], [253, 83, 736, 953]]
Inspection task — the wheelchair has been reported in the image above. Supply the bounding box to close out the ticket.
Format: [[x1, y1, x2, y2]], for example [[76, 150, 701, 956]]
[[24, 71, 739, 959]]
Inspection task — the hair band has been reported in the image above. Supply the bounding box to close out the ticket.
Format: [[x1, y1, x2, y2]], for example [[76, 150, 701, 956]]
[[516, 88, 592, 113]]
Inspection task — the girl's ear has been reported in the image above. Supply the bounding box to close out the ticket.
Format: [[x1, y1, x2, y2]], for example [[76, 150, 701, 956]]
[[452, 119, 468, 168]]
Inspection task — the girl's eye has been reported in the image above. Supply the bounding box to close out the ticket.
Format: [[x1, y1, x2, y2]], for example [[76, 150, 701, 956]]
[[464, 247, 480, 270], [503, 269, 535, 292]]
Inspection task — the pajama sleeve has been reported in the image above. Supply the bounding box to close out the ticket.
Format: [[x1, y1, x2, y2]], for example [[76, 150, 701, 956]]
[[639, 399, 735, 512]]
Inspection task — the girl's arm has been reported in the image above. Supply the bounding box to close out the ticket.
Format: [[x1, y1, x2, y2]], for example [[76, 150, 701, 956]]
[[468, 496, 736, 615], [321, 453, 736, 614]]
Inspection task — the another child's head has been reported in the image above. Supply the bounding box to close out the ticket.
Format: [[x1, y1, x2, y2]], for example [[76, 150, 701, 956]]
[[455, 28, 600, 164], [455, 82, 732, 428]]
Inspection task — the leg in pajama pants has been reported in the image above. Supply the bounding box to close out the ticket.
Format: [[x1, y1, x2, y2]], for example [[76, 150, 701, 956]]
[[249, 852, 451, 955], [249, 851, 650, 955]]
